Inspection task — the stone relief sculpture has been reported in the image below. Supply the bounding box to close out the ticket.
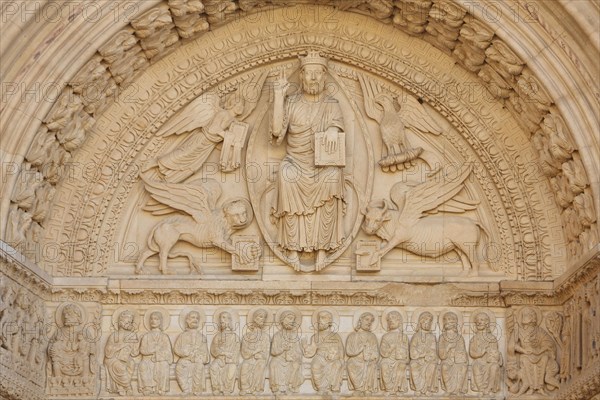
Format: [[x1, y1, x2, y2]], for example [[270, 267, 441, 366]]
[[361, 166, 490, 274], [174, 308, 209, 396], [438, 311, 468, 395], [409, 311, 438, 396], [47, 303, 96, 395], [507, 306, 560, 396], [346, 311, 380, 395], [301, 309, 344, 395], [239, 308, 270, 396], [138, 309, 173, 396], [269, 51, 347, 272], [142, 73, 266, 183], [104, 309, 140, 396], [135, 175, 259, 274], [27, 299, 47, 368], [134, 72, 267, 275], [269, 308, 303, 394], [358, 73, 442, 172], [209, 309, 240, 395], [379, 309, 410, 395], [168, 0, 209, 39], [10, 289, 29, 358], [0, 280, 17, 352], [469, 310, 503, 395]]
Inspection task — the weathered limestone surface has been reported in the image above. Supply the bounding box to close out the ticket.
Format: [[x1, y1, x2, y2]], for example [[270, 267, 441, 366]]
[[0, 1, 599, 399]]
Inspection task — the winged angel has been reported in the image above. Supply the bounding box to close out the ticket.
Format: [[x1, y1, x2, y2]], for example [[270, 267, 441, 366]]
[[135, 175, 260, 274], [142, 72, 267, 183], [358, 74, 443, 172], [136, 73, 266, 273], [361, 167, 493, 275]]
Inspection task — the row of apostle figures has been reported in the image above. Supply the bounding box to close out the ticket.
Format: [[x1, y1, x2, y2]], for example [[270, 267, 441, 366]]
[[103, 308, 503, 396]]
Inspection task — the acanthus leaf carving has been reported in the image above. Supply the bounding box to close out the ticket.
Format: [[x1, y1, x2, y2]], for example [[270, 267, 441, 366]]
[[168, 0, 209, 39], [131, 4, 180, 62]]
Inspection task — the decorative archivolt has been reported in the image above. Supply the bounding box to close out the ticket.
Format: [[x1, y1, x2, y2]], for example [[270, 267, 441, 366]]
[[12, 7, 566, 280], [3, 2, 596, 278]]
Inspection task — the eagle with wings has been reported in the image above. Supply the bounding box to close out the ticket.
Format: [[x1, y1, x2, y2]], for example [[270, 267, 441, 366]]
[[358, 74, 443, 172]]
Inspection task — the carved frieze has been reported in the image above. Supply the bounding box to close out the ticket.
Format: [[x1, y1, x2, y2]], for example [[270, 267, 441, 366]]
[[0, 274, 47, 400]]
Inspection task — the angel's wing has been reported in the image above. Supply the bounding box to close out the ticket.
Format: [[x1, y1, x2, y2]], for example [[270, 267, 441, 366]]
[[156, 92, 221, 137], [395, 166, 473, 223], [235, 71, 268, 121], [397, 93, 442, 135], [141, 173, 222, 221], [357, 74, 383, 123]]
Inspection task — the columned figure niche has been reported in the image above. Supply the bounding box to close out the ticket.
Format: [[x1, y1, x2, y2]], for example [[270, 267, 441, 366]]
[[0, 1, 598, 399]]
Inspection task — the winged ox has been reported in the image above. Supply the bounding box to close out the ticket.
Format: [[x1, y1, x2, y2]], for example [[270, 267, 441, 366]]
[[361, 167, 493, 275]]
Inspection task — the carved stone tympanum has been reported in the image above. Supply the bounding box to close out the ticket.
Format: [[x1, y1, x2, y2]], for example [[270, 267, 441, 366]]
[[3, 1, 599, 399]]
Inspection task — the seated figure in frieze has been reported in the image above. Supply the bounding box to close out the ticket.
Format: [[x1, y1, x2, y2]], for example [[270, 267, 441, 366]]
[[138, 309, 173, 396], [508, 306, 560, 396], [47, 303, 96, 389], [104, 309, 140, 396], [210, 309, 241, 395], [438, 311, 468, 395], [379, 310, 410, 395], [174, 308, 210, 396], [346, 311, 380, 395], [269, 308, 304, 394], [469, 310, 503, 395], [409, 311, 438, 396], [239, 308, 271, 396], [301, 309, 344, 395]]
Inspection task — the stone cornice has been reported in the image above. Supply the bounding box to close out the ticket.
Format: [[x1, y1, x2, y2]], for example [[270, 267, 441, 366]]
[[0, 241, 52, 297], [3, 241, 598, 307]]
